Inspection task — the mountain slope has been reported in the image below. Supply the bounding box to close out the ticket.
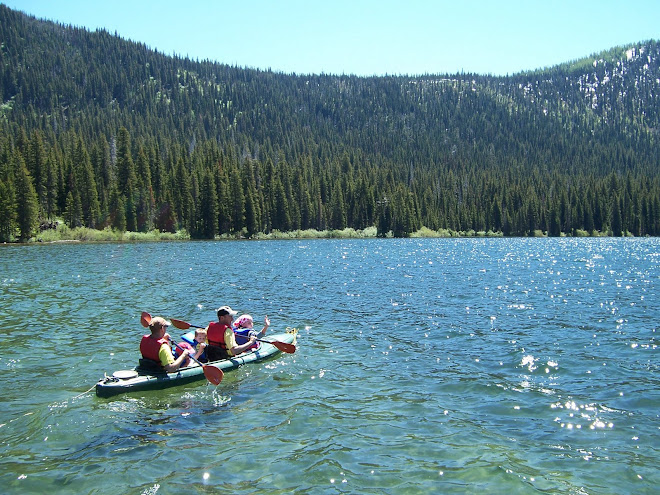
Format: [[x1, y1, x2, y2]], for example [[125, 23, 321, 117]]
[[0, 5, 659, 239]]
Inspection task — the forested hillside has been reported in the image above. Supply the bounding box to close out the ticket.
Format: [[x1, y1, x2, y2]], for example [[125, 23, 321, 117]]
[[1, 5, 659, 241]]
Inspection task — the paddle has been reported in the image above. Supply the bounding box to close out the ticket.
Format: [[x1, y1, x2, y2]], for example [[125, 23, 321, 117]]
[[170, 339, 224, 385], [140, 312, 224, 385], [170, 318, 296, 354]]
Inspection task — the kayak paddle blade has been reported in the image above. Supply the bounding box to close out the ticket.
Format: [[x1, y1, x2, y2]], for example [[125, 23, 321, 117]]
[[204, 365, 224, 386], [271, 341, 296, 354], [141, 312, 152, 328], [170, 319, 191, 330]]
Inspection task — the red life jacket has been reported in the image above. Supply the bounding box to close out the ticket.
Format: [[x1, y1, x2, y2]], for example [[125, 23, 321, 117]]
[[207, 322, 229, 351], [207, 322, 231, 361], [140, 335, 169, 362]]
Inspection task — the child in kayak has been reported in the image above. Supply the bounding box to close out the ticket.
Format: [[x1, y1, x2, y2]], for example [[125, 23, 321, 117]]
[[193, 328, 208, 362], [233, 314, 270, 350]]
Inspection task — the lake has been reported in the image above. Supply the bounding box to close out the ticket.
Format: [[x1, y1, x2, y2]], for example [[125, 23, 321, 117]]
[[0, 238, 658, 494]]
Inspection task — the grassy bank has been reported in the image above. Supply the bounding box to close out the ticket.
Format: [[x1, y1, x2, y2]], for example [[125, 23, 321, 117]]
[[35, 225, 190, 243], [14, 223, 624, 244]]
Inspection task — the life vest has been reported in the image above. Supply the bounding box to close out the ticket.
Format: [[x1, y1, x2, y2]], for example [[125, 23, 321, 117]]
[[234, 327, 259, 350], [173, 341, 194, 367], [140, 335, 169, 363], [206, 322, 231, 361], [207, 322, 230, 350]]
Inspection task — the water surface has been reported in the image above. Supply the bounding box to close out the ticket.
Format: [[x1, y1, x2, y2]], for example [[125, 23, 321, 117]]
[[0, 238, 657, 494]]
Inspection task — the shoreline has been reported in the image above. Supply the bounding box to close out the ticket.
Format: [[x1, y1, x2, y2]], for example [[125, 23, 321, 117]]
[[1, 225, 635, 245]]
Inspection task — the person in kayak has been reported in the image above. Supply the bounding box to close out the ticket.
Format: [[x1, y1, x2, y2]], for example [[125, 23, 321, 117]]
[[233, 314, 270, 350], [205, 306, 256, 361], [192, 328, 208, 362], [140, 316, 191, 372]]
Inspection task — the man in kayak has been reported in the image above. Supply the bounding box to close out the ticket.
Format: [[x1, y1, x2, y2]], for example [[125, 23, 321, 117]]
[[205, 306, 256, 361], [140, 316, 191, 372]]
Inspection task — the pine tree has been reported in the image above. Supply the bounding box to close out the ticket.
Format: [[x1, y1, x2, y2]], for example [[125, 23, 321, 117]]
[[64, 191, 79, 228], [230, 165, 245, 233], [331, 184, 347, 230], [74, 137, 101, 228], [111, 190, 127, 232], [14, 152, 39, 241], [491, 197, 502, 232], [583, 201, 594, 233], [526, 199, 538, 236], [155, 188, 177, 233], [44, 152, 59, 220], [116, 127, 137, 193], [0, 178, 16, 241], [195, 169, 217, 239], [548, 201, 561, 237], [271, 176, 291, 232], [377, 196, 392, 237], [243, 192, 257, 236], [242, 159, 261, 236], [172, 156, 193, 232], [135, 145, 154, 232], [611, 195, 623, 236], [27, 130, 47, 217], [116, 127, 137, 231]]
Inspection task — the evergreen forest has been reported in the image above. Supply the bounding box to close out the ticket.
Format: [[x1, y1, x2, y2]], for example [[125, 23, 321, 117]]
[[1, 5, 659, 242]]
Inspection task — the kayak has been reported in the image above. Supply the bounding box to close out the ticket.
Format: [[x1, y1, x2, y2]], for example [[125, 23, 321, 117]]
[[95, 329, 297, 398]]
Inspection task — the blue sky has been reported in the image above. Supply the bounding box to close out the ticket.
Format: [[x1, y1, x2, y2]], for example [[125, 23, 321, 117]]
[[3, 0, 659, 76]]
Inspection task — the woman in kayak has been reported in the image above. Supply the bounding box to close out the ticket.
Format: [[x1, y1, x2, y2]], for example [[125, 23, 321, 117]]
[[140, 316, 191, 372], [205, 306, 257, 361]]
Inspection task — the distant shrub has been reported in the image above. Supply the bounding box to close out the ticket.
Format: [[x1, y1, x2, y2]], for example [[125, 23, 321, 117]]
[[32, 225, 190, 243], [410, 227, 442, 238], [361, 226, 378, 237]]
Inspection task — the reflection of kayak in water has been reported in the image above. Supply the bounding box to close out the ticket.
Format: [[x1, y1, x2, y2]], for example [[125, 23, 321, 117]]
[[95, 329, 298, 398]]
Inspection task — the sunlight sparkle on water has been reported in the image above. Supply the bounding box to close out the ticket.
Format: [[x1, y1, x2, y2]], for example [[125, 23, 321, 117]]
[[521, 355, 537, 371]]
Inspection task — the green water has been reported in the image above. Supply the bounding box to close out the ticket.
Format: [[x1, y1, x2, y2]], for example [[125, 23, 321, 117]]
[[1, 239, 658, 494]]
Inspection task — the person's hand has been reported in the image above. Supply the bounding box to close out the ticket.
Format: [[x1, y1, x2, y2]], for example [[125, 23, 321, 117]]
[[264, 315, 270, 327], [200, 342, 207, 349]]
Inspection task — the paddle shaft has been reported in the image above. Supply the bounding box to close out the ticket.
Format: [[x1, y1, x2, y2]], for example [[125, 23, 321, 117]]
[[171, 318, 294, 352], [171, 339, 204, 367]]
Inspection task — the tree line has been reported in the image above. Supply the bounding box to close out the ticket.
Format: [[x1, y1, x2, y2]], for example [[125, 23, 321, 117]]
[[2, 125, 659, 242]]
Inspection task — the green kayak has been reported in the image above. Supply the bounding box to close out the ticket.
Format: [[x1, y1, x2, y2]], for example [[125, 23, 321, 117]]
[[95, 330, 297, 398]]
